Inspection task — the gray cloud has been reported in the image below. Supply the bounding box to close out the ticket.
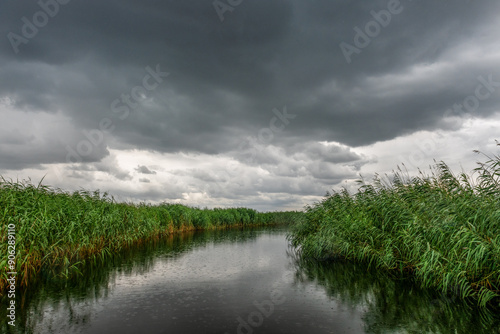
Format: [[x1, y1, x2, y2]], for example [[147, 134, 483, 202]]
[[1, 0, 499, 210], [67, 156, 131, 181], [135, 165, 156, 175]]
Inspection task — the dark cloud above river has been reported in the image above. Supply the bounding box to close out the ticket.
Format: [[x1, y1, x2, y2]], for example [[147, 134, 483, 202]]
[[1, 0, 499, 210]]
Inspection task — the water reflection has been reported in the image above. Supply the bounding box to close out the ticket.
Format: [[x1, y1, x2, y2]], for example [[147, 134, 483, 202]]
[[2, 227, 269, 334], [2, 227, 499, 334], [290, 255, 500, 333]]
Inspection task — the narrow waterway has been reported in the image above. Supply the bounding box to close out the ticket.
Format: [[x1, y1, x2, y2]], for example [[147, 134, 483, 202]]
[[3, 227, 499, 333]]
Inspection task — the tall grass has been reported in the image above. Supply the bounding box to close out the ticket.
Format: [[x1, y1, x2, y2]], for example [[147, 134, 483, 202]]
[[290, 144, 500, 308], [0, 180, 303, 293]]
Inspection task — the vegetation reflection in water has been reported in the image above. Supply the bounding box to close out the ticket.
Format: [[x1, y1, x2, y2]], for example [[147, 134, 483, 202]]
[[290, 253, 500, 333], [2, 227, 500, 334], [1, 227, 266, 334]]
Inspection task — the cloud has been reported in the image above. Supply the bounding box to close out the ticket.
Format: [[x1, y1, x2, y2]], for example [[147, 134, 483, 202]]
[[1, 0, 499, 210], [66, 155, 132, 181], [135, 165, 156, 175]]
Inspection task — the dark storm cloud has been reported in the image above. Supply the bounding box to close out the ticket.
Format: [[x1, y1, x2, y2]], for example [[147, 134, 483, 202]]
[[1, 0, 499, 209], [287, 142, 363, 164]]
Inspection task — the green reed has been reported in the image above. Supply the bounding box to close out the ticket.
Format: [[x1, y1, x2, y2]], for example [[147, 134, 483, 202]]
[[0, 180, 303, 293], [290, 144, 500, 308]]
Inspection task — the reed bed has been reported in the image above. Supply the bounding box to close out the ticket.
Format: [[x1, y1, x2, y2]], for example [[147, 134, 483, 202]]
[[290, 144, 500, 308], [0, 180, 302, 293]]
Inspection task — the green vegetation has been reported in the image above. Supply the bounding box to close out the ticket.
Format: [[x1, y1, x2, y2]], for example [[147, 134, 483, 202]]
[[0, 180, 302, 293], [290, 144, 500, 308]]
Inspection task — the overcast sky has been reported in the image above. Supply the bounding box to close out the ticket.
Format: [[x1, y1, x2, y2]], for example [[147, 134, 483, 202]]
[[1, 0, 499, 211]]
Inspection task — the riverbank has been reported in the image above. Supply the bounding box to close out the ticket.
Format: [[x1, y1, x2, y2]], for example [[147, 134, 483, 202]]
[[0, 179, 303, 293], [290, 145, 500, 308]]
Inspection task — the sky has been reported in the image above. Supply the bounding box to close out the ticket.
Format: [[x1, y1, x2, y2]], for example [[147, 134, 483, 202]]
[[1, 0, 499, 211]]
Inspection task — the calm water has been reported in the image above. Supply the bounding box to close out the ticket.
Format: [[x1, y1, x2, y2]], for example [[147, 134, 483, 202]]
[[2, 227, 499, 333]]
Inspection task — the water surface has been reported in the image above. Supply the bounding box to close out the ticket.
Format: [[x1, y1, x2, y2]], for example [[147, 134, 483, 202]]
[[2, 227, 499, 333]]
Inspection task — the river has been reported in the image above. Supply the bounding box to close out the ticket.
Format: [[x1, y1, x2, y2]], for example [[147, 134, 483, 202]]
[[3, 226, 499, 333]]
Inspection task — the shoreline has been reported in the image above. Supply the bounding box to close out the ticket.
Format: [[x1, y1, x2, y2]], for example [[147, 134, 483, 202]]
[[0, 180, 303, 294]]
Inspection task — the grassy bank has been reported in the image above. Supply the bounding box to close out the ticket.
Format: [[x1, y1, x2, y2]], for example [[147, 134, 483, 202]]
[[0, 180, 303, 293], [290, 145, 500, 308]]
